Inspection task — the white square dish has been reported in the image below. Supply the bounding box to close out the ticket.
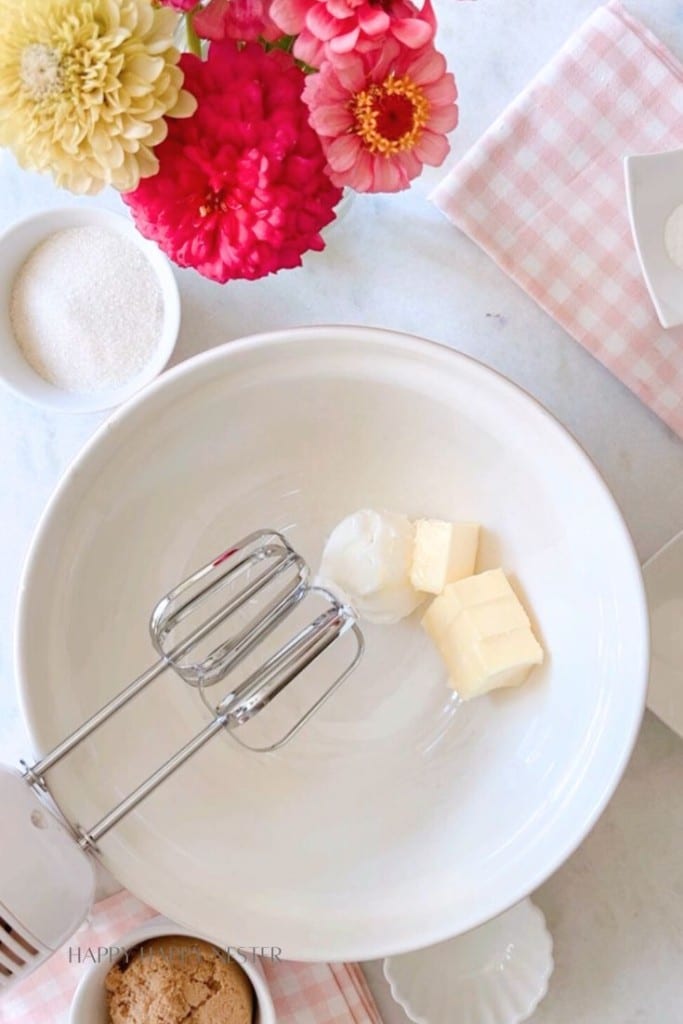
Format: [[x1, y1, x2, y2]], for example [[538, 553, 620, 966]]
[[624, 148, 683, 329], [644, 529, 683, 741]]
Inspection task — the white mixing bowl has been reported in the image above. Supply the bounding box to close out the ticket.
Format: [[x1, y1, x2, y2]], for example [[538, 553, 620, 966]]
[[16, 326, 648, 961]]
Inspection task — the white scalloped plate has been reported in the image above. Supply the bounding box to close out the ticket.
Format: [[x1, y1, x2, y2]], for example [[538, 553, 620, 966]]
[[384, 899, 553, 1024]]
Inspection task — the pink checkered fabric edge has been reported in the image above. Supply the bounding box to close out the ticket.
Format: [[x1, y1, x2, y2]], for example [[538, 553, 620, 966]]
[[263, 962, 382, 1024], [0, 891, 383, 1024], [0, 892, 156, 1024], [432, 0, 683, 438]]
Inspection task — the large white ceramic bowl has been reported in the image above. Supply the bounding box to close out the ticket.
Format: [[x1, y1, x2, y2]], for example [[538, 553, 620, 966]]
[[16, 326, 648, 961]]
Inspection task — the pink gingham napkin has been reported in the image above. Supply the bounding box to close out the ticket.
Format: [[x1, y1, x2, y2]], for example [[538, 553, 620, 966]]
[[0, 891, 383, 1024], [432, 0, 683, 438]]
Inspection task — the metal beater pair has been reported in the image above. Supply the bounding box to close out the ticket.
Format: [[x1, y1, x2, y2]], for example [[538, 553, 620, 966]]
[[20, 531, 363, 851]]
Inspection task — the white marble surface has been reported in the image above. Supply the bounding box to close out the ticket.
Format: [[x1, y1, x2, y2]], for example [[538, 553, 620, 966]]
[[1, 0, 682, 1021]]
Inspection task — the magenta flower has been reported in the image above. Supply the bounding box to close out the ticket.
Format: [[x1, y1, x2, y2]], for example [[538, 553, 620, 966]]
[[123, 43, 342, 282], [193, 0, 281, 41], [303, 38, 458, 192], [271, 0, 435, 68], [159, 0, 197, 11]]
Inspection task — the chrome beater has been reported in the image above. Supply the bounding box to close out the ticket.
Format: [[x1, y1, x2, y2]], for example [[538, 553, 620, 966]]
[[20, 530, 364, 852]]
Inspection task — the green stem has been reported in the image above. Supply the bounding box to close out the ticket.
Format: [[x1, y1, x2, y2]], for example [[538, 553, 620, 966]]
[[185, 8, 203, 58]]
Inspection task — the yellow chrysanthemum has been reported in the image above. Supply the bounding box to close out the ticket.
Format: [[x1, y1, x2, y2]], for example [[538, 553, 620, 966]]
[[0, 0, 197, 194]]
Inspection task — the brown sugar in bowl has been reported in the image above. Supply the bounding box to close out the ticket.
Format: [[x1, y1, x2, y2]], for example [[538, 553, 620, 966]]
[[106, 935, 254, 1024], [68, 917, 275, 1024]]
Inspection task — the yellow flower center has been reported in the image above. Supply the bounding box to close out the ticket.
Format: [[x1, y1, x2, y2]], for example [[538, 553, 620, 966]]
[[21, 43, 62, 99], [351, 73, 429, 156], [199, 188, 239, 216]]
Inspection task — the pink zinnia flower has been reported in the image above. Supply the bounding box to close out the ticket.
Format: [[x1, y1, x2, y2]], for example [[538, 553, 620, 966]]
[[271, 0, 435, 68], [159, 0, 196, 11], [123, 43, 342, 282], [194, 0, 281, 42], [303, 39, 458, 192]]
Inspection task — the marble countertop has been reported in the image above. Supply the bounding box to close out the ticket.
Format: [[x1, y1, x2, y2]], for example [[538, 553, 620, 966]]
[[1, 1, 682, 1021]]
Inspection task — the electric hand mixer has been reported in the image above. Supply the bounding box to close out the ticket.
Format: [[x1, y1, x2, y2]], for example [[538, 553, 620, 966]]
[[0, 530, 364, 993]]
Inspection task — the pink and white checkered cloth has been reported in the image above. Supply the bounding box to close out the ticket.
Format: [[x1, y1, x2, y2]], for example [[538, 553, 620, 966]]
[[0, 891, 383, 1024], [432, 0, 683, 438]]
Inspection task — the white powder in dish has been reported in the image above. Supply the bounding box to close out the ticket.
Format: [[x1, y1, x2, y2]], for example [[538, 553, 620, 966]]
[[664, 203, 683, 271], [10, 225, 164, 393]]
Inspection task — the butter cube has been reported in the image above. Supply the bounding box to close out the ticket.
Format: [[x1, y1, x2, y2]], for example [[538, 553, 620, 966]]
[[441, 568, 513, 610], [410, 520, 480, 594], [422, 568, 543, 700]]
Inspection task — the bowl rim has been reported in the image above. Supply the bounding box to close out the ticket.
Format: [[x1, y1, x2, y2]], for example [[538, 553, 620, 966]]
[[15, 325, 650, 960], [67, 914, 276, 1024], [0, 205, 180, 413]]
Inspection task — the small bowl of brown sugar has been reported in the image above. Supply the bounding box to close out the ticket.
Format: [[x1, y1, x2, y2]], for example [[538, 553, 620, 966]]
[[68, 917, 276, 1024], [0, 207, 180, 413]]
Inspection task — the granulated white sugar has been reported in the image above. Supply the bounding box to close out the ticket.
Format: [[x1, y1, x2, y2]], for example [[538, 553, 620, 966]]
[[10, 225, 164, 392], [664, 204, 683, 271]]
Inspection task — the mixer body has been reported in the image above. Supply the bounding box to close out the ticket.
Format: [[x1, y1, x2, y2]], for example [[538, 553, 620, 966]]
[[0, 766, 95, 993]]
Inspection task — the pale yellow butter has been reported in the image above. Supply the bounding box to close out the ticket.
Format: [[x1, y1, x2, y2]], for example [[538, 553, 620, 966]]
[[422, 568, 543, 700], [410, 519, 480, 594]]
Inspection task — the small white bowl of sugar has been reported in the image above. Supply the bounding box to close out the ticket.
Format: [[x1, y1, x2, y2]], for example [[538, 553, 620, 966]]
[[0, 207, 180, 412]]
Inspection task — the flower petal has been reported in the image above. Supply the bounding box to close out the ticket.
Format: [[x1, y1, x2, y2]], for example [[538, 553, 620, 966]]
[[326, 132, 361, 172], [414, 128, 449, 166], [293, 29, 327, 66], [418, 0, 436, 33], [357, 5, 390, 36], [333, 53, 367, 93], [423, 73, 458, 105], [270, 0, 312, 33], [327, 0, 354, 17], [367, 37, 401, 81], [406, 44, 446, 84], [308, 101, 354, 135], [305, 3, 343, 40], [351, 149, 377, 191], [168, 88, 198, 118], [426, 102, 458, 133], [369, 155, 406, 192], [193, 0, 231, 38], [396, 148, 422, 180], [391, 16, 434, 48], [328, 26, 361, 54]]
